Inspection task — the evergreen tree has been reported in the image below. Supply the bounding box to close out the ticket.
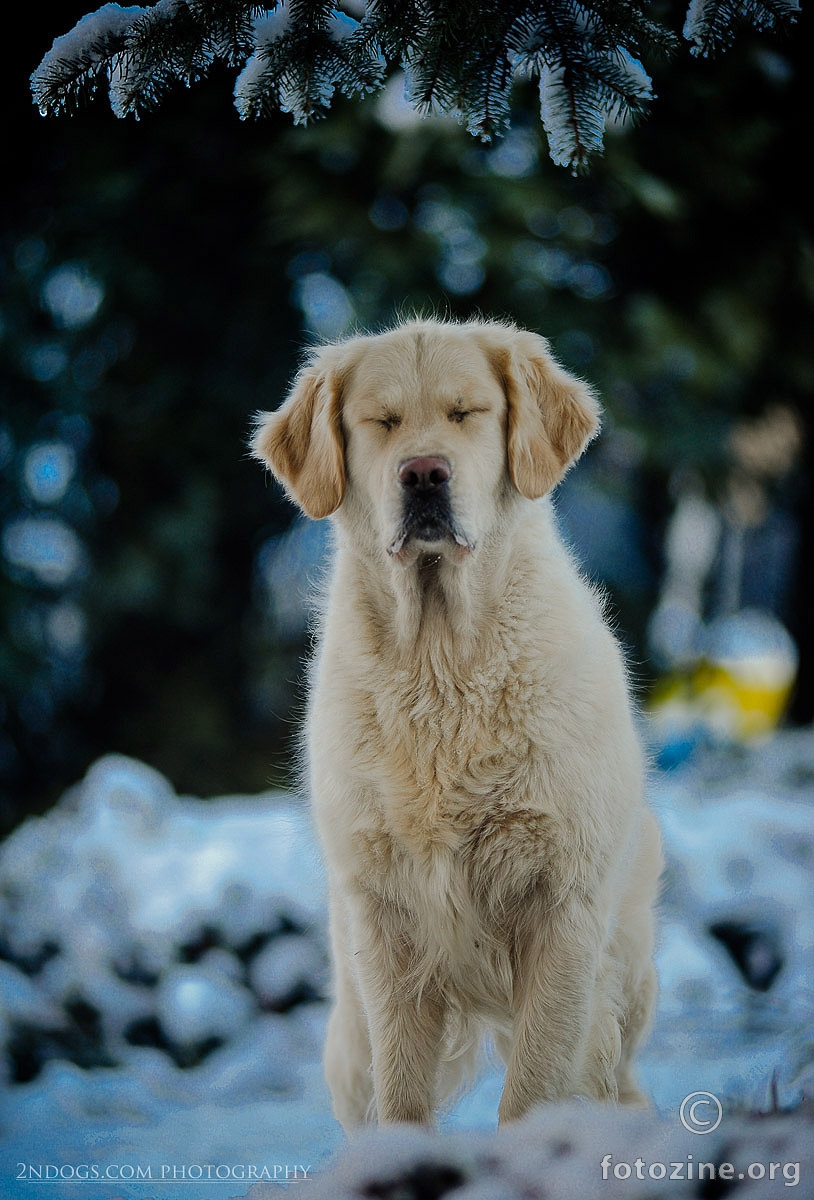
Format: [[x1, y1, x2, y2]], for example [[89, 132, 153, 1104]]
[[31, 0, 799, 171]]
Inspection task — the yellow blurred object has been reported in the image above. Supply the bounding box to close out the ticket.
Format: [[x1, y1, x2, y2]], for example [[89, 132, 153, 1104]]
[[692, 660, 795, 740], [648, 609, 798, 746]]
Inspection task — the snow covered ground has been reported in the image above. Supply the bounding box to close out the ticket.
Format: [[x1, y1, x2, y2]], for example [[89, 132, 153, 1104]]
[[0, 732, 812, 1199]]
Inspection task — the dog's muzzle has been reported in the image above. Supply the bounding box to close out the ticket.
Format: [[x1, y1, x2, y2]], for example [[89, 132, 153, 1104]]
[[387, 456, 474, 557]]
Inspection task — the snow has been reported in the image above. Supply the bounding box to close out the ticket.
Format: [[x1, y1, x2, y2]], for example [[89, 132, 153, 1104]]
[[154, 960, 256, 1049], [34, 3, 144, 71], [30, 5, 145, 114], [300, 1102, 813, 1199], [327, 10, 358, 43], [234, 5, 306, 122], [0, 733, 812, 1198], [253, 4, 294, 46], [540, 65, 607, 168], [32, 0, 226, 119], [240, 0, 295, 86]]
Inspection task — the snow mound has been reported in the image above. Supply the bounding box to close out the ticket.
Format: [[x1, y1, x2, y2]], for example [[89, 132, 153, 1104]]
[[288, 1102, 813, 1200]]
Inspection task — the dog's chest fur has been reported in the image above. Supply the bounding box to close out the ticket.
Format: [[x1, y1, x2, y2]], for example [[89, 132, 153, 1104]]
[[377, 631, 534, 817], [313, 615, 574, 1021], [309, 546, 623, 932]]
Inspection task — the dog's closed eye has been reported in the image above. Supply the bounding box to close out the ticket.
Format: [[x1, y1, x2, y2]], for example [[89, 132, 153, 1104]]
[[447, 406, 490, 424]]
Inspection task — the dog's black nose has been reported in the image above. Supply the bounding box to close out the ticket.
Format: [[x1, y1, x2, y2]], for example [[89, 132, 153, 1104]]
[[398, 456, 451, 492]]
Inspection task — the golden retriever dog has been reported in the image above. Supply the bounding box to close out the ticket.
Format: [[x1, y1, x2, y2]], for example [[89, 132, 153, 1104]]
[[252, 317, 661, 1130]]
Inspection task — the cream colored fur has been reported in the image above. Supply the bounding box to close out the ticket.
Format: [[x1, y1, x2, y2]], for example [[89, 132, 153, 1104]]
[[252, 318, 661, 1130]]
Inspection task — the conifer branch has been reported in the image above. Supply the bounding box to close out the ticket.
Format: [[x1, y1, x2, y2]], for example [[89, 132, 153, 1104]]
[[31, 0, 800, 170], [684, 0, 799, 55]]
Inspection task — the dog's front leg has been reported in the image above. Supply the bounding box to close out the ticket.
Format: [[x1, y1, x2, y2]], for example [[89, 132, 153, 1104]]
[[350, 893, 446, 1126], [498, 895, 615, 1123]]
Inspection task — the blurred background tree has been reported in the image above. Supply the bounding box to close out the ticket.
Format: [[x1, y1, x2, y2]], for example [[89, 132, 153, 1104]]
[[1, 0, 810, 834]]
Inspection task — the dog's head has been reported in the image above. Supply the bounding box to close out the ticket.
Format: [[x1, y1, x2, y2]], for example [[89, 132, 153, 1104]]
[[252, 319, 600, 565]]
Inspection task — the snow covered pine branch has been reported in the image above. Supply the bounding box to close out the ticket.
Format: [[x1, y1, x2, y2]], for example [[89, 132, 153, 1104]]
[[31, 0, 801, 172]]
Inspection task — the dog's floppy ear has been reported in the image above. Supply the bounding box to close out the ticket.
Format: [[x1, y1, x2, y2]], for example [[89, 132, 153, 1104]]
[[251, 351, 346, 520], [484, 327, 601, 499]]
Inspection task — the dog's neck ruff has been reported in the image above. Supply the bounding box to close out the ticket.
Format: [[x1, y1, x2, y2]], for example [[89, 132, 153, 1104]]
[[379, 525, 526, 660]]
